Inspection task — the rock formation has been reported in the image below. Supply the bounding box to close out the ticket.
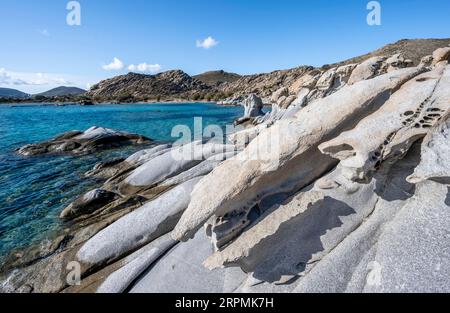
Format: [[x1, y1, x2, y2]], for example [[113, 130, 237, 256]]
[[17, 126, 151, 156], [2, 43, 450, 294], [235, 94, 264, 125]]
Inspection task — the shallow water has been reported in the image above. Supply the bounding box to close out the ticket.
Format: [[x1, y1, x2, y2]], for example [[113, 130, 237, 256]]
[[0, 102, 243, 262]]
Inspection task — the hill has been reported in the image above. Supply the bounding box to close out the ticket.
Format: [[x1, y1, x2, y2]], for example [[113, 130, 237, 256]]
[[87, 70, 210, 101], [86, 38, 450, 102], [193, 70, 241, 86], [0, 88, 29, 99], [334, 38, 450, 67], [37, 86, 86, 97]]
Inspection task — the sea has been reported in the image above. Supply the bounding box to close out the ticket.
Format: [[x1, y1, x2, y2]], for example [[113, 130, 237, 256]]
[[0, 102, 243, 263]]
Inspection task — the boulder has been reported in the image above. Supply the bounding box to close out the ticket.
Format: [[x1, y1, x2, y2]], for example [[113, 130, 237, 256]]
[[348, 56, 387, 85], [315, 67, 337, 91], [271, 87, 289, 103], [288, 72, 320, 94], [60, 189, 118, 220], [17, 126, 151, 156], [432, 47, 450, 65], [242, 93, 264, 118], [280, 95, 297, 109], [420, 55, 434, 68]]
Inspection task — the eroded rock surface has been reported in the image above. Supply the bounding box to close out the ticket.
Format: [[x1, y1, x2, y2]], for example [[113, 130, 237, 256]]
[[3, 46, 450, 294]]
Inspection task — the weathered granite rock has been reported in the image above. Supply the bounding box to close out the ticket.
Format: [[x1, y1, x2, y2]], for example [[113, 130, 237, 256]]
[[124, 144, 172, 165], [362, 180, 450, 293], [408, 111, 450, 184], [117, 142, 231, 195], [173, 67, 423, 242], [85, 144, 173, 180], [271, 87, 289, 103], [315, 67, 337, 91], [280, 95, 297, 109], [288, 72, 320, 94], [243, 94, 264, 118], [348, 56, 387, 85], [85, 158, 126, 179], [129, 230, 247, 293], [420, 55, 434, 68], [385, 53, 413, 72], [235, 94, 265, 125], [292, 144, 422, 292], [432, 47, 450, 65], [60, 189, 118, 220], [319, 65, 446, 181], [5, 46, 450, 295], [204, 165, 382, 283], [17, 126, 151, 156], [77, 177, 203, 266], [96, 235, 177, 293]]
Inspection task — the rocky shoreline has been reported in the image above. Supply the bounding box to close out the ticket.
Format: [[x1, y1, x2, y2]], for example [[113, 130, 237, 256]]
[[1, 45, 450, 293]]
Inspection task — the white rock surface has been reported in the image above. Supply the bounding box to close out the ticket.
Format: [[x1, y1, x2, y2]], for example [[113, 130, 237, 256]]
[[319, 65, 445, 181], [173, 67, 423, 242], [125, 144, 172, 165], [77, 177, 203, 265], [408, 112, 450, 184], [96, 235, 177, 293], [129, 230, 247, 293], [122, 142, 229, 188]]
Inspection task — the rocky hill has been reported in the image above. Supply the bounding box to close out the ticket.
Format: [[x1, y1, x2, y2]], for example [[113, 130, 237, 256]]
[[87, 70, 210, 101], [37, 86, 86, 97], [334, 38, 450, 67], [0, 87, 29, 99], [83, 39, 450, 103], [193, 70, 241, 86]]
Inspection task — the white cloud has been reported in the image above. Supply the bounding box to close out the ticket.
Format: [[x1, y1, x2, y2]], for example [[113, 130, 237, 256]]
[[38, 29, 50, 37], [0, 68, 70, 86], [102, 57, 124, 71], [196, 36, 219, 49], [0, 68, 88, 94], [128, 63, 162, 74]]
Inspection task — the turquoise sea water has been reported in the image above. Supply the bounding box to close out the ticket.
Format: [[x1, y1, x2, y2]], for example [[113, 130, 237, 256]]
[[0, 102, 243, 262]]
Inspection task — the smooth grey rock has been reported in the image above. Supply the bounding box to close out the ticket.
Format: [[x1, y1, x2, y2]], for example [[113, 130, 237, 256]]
[[129, 230, 247, 293], [96, 235, 177, 293], [60, 189, 118, 220], [77, 177, 203, 265], [173, 67, 423, 242]]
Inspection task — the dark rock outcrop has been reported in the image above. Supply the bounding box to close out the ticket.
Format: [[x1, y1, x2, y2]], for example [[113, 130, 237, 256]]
[[17, 126, 151, 156]]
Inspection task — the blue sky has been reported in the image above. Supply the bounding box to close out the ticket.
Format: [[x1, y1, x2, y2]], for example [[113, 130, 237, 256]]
[[1, 0, 449, 93]]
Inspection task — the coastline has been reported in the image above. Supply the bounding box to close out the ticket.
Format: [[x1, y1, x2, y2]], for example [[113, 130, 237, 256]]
[[0, 100, 233, 106]]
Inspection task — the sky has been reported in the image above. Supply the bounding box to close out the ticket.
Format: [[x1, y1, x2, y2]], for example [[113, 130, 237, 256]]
[[0, 0, 449, 94]]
